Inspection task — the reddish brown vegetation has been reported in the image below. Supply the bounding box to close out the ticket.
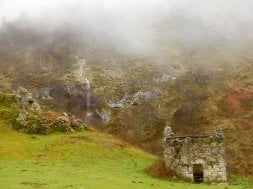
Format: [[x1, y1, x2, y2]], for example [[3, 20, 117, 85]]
[[235, 119, 253, 127], [225, 124, 253, 178], [220, 90, 253, 178], [225, 90, 253, 112], [113, 139, 132, 148], [40, 112, 62, 122], [145, 159, 176, 179]]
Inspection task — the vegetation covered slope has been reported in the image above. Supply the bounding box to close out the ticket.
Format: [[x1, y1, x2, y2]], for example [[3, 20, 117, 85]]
[[1, 17, 253, 180], [0, 95, 252, 189]]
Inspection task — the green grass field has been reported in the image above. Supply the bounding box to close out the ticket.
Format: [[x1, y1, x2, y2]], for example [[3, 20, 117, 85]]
[[0, 119, 252, 189]]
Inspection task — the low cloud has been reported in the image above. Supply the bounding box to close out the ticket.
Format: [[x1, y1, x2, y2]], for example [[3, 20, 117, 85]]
[[1, 0, 253, 55]]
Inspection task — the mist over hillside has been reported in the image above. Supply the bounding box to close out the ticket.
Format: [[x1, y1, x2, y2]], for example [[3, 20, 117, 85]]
[[1, 0, 253, 55]]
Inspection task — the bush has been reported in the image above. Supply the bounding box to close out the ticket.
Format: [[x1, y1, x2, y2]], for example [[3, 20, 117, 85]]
[[0, 95, 17, 108], [0, 110, 12, 119]]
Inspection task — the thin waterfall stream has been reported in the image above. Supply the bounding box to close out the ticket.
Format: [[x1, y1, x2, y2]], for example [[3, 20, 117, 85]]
[[78, 58, 92, 119]]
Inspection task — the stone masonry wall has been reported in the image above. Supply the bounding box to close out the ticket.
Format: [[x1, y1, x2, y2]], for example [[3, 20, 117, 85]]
[[163, 127, 227, 183]]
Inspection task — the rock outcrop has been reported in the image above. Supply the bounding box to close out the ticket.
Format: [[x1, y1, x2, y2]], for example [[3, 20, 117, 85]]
[[13, 87, 87, 134], [16, 87, 42, 113]]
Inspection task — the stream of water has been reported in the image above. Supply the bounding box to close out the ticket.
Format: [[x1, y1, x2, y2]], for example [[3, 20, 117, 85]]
[[78, 58, 92, 118]]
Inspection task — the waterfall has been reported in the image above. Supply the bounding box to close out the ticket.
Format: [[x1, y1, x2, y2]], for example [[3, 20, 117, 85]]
[[85, 78, 91, 109], [79, 59, 85, 77], [78, 58, 92, 118]]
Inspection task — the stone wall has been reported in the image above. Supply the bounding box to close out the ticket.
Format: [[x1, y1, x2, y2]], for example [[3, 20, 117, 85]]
[[163, 126, 227, 183]]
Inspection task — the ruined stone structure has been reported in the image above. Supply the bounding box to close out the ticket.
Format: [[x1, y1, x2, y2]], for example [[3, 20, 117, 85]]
[[163, 126, 227, 183]]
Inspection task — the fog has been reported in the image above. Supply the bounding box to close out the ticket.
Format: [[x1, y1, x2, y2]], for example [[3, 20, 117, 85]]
[[1, 0, 253, 55]]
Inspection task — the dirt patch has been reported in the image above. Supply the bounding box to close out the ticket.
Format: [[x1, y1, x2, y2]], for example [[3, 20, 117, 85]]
[[21, 181, 47, 188], [224, 90, 253, 112], [113, 139, 133, 148], [65, 136, 93, 144]]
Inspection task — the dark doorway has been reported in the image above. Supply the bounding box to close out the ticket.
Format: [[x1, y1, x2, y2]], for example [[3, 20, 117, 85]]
[[193, 164, 204, 183]]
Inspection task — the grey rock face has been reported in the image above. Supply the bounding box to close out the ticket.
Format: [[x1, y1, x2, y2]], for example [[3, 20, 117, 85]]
[[107, 100, 124, 108], [154, 73, 176, 83], [14, 87, 86, 134], [16, 87, 42, 113]]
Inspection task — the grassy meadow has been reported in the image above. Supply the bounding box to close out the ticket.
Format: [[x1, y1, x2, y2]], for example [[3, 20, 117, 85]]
[[0, 120, 252, 189]]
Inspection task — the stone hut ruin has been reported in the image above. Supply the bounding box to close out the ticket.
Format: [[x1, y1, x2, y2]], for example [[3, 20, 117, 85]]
[[163, 126, 227, 183]]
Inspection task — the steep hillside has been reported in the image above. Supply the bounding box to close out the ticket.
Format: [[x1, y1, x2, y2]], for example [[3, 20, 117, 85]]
[[2, 53, 253, 179], [1, 95, 252, 189], [1, 17, 253, 180]]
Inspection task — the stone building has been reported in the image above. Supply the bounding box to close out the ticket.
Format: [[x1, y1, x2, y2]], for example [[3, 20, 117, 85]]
[[163, 126, 227, 183]]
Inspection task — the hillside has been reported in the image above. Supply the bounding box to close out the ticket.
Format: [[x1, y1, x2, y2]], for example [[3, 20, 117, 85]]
[[1, 43, 253, 179], [0, 8, 253, 183], [0, 94, 252, 189]]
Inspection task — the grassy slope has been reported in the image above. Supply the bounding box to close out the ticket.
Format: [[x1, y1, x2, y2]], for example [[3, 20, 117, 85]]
[[0, 94, 252, 189], [0, 121, 252, 189]]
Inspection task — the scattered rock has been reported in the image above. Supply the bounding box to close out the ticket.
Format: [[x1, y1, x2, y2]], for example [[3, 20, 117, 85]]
[[39, 87, 53, 100], [154, 73, 176, 83], [108, 90, 161, 108], [95, 109, 110, 123], [107, 100, 124, 108]]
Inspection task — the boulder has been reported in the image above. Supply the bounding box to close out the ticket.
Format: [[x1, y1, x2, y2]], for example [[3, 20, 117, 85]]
[[16, 87, 42, 113]]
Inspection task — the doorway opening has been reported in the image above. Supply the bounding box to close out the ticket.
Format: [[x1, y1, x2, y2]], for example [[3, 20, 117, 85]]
[[193, 164, 204, 183]]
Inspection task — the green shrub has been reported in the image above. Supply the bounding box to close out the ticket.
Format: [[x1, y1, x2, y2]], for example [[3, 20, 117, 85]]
[[0, 110, 12, 119], [0, 95, 17, 108]]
